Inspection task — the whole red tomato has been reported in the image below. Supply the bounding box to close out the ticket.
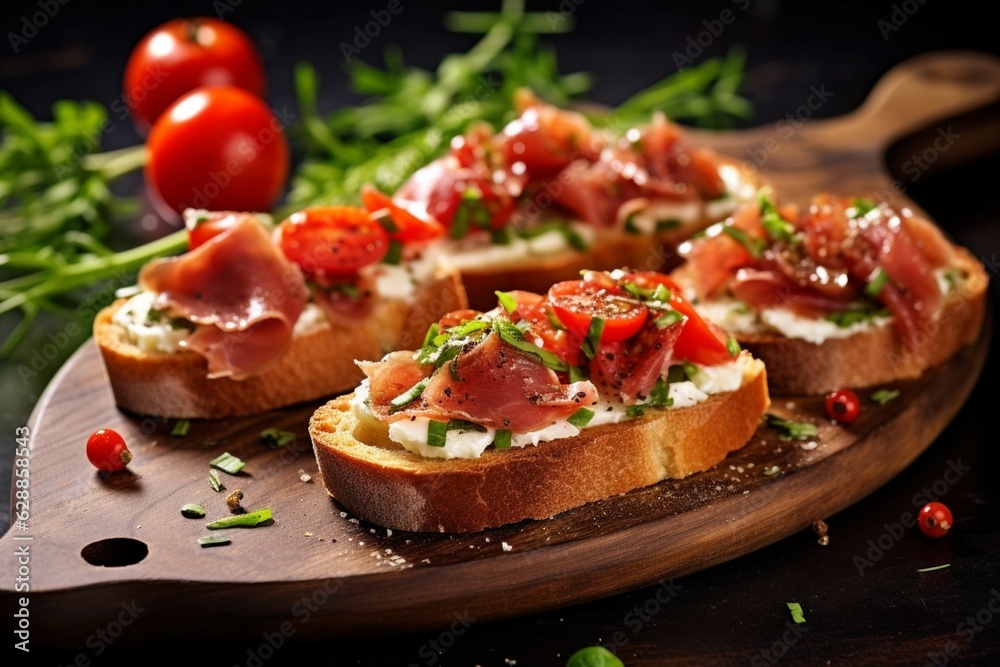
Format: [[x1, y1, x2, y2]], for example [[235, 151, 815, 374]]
[[124, 17, 265, 132], [145, 85, 289, 215]]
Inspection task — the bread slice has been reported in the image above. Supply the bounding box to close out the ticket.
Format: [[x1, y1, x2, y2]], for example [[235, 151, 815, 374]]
[[95, 270, 466, 418], [309, 357, 768, 533], [685, 247, 988, 396]]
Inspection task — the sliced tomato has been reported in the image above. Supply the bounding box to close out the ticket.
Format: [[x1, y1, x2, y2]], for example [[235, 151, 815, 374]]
[[275, 206, 388, 277], [185, 212, 240, 250], [499, 102, 592, 175], [438, 309, 483, 330], [547, 280, 649, 344], [504, 290, 582, 366], [361, 185, 444, 243], [619, 271, 733, 365]]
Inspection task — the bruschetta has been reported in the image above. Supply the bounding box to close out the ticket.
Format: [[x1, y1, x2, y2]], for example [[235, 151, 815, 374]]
[[96, 209, 466, 418], [671, 192, 988, 395], [310, 269, 769, 532]]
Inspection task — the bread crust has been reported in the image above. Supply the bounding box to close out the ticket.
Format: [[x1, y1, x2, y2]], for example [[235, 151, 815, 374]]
[[717, 247, 988, 395], [95, 270, 466, 418], [310, 358, 769, 533]]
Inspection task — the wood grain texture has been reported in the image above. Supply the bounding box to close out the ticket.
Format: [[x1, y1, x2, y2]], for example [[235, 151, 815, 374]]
[[1, 51, 997, 649]]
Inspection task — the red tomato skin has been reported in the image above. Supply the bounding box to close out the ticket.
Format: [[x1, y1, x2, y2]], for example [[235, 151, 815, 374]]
[[360, 185, 444, 243], [124, 17, 265, 132], [86, 429, 132, 473], [275, 206, 388, 278], [145, 86, 289, 215], [825, 389, 861, 424], [185, 215, 238, 250], [918, 502, 953, 539], [547, 280, 649, 344]]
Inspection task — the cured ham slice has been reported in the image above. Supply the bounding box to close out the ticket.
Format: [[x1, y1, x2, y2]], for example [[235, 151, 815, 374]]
[[139, 216, 308, 379], [590, 320, 684, 402]]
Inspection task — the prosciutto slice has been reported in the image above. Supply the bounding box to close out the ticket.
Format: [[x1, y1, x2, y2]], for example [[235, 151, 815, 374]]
[[139, 215, 308, 379]]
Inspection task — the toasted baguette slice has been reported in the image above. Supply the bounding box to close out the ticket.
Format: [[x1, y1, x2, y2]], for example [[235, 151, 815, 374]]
[[680, 247, 988, 396], [455, 160, 761, 310], [95, 270, 466, 418], [310, 357, 768, 533]]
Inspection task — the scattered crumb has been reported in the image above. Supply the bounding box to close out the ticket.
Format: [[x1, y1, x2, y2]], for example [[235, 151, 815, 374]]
[[386, 549, 392, 555], [505, 660, 517, 666], [485, 537, 491, 542], [318, 537, 324, 541], [421, 558, 431, 563], [340, 511, 348, 518], [502, 541, 513, 552], [737, 466, 745, 473], [348, 518, 359, 524], [370, 528, 376, 534], [298, 469, 312, 483], [743, 490, 750, 495], [405, 539, 411, 544], [359, 541, 365, 546], [729, 465, 736, 470], [746, 462, 755, 468], [813, 519, 830, 546], [801, 441, 818, 451], [785, 401, 795, 409], [304, 531, 314, 537], [386, 529, 393, 537], [715, 485, 722, 491]]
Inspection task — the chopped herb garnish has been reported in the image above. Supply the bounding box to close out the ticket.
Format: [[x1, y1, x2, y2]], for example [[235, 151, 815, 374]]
[[492, 318, 569, 372], [205, 507, 272, 529], [917, 563, 951, 573], [426, 420, 448, 447], [656, 219, 682, 233], [569, 364, 589, 382], [766, 414, 819, 441], [787, 602, 806, 624], [759, 191, 798, 243], [208, 470, 224, 492], [726, 336, 741, 357], [259, 428, 296, 448], [389, 378, 428, 413], [870, 389, 901, 405], [171, 419, 191, 437], [566, 646, 625, 667], [666, 365, 686, 384], [181, 503, 206, 518], [849, 197, 877, 218], [491, 228, 511, 245], [622, 282, 671, 303], [493, 429, 512, 450], [209, 452, 246, 475], [382, 239, 404, 265], [655, 310, 684, 329], [682, 361, 700, 380], [825, 305, 890, 328], [581, 317, 605, 360], [649, 377, 673, 408], [545, 308, 567, 331], [567, 408, 595, 429], [422, 323, 440, 348], [721, 224, 766, 257], [449, 187, 489, 239], [198, 535, 231, 548], [496, 290, 518, 313], [519, 221, 588, 250], [446, 419, 487, 433], [623, 213, 642, 235], [625, 405, 646, 418], [375, 213, 399, 234], [763, 465, 781, 476], [864, 267, 889, 297]]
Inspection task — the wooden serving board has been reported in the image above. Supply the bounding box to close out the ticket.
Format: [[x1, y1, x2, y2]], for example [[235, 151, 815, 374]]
[[2, 51, 998, 649]]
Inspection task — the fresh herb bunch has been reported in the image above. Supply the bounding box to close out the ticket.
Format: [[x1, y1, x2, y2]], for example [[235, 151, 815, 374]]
[[1, 0, 753, 360]]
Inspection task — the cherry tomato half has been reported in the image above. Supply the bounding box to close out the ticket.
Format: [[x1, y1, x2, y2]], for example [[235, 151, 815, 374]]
[[918, 502, 953, 539], [185, 212, 240, 250], [618, 271, 732, 365], [124, 17, 265, 132], [86, 429, 132, 473], [361, 185, 443, 243], [505, 290, 582, 365], [825, 389, 861, 424], [547, 280, 649, 344], [146, 86, 289, 216], [275, 206, 388, 278]]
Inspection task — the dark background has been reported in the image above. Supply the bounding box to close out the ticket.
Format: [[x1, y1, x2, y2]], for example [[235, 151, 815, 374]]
[[2, 0, 999, 664]]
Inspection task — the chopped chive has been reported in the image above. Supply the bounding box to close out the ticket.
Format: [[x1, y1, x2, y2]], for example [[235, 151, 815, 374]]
[[171, 419, 191, 437], [495, 290, 518, 313], [389, 378, 428, 413], [209, 452, 246, 475], [427, 420, 448, 447], [870, 389, 901, 405], [865, 267, 890, 297], [621, 282, 645, 300], [651, 284, 672, 302], [181, 503, 206, 518], [208, 470, 224, 492], [682, 361, 700, 380], [825, 305, 890, 328], [722, 225, 766, 257], [375, 213, 399, 234], [656, 219, 682, 233], [259, 428, 295, 449], [650, 378, 672, 407], [421, 323, 440, 349], [518, 220, 587, 250], [917, 564, 951, 573], [492, 318, 569, 372], [655, 310, 684, 329], [569, 364, 589, 383], [493, 429, 512, 450], [382, 239, 404, 265], [545, 308, 566, 331], [198, 535, 231, 548], [765, 414, 819, 441], [759, 191, 798, 243], [623, 213, 642, 235], [763, 465, 781, 476], [849, 197, 877, 218], [626, 405, 645, 418], [726, 336, 741, 357], [787, 602, 806, 624], [666, 365, 686, 384], [567, 408, 595, 429], [581, 317, 605, 360], [206, 507, 272, 530], [336, 283, 361, 299], [491, 228, 511, 245]]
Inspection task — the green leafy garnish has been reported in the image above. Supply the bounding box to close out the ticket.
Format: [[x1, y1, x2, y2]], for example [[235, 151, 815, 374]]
[[765, 414, 819, 441], [209, 452, 246, 475], [493, 429, 512, 450], [763, 465, 781, 476], [198, 535, 231, 548], [625, 405, 646, 418], [787, 602, 806, 624], [171, 420, 191, 437], [654, 310, 683, 329], [581, 317, 605, 360], [492, 318, 569, 372], [649, 377, 672, 408], [864, 267, 889, 297], [422, 323, 441, 348], [567, 408, 595, 429], [181, 503, 206, 519], [726, 336, 741, 357], [519, 220, 588, 250], [825, 305, 890, 328], [568, 364, 588, 382], [666, 365, 687, 384], [623, 214, 642, 235], [382, 239, 403, 265], [496, 290, 518, 313], [208, 470, 224, 493], [657, 219, 682, 233], [849, 197, 877, 218], [206, 508, 273, 530], [389, 378, 428, 413], [758, 190, 797, 243], [566, 646, 624, 667], [427, 420, 448, 447], [721, 225, 766, 258], [259, 428, 296, 448], [870, 389, 901, 405]]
